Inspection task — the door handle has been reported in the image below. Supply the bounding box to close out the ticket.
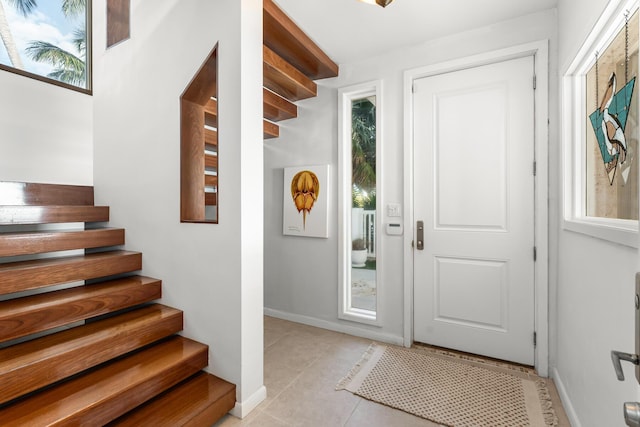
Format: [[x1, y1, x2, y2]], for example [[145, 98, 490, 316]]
[[624, 402, 640, 427], [416, 221, 424, 250], [611, 350, 640, 381]]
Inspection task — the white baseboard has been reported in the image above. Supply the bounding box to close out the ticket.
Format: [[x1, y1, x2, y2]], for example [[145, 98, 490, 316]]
[[551, 367, 581, 427], [264, 307, 405, 346], [229, 385, 267, 419]]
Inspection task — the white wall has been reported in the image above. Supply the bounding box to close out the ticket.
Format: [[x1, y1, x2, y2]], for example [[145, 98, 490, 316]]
[[0, 64, 92, 185], [92, 0, 264, 417], [264, 10, 558, 344], [555, 0, 640, 425]]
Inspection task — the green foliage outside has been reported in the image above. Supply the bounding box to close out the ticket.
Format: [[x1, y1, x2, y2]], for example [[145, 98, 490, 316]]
[[351, 97, 376, 209]]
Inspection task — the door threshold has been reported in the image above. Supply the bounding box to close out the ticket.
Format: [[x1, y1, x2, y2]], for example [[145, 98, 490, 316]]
[[412, 342, 536, 375]]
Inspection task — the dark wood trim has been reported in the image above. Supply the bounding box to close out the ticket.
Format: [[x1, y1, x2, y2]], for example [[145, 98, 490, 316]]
[[0, 182, 94, 206]]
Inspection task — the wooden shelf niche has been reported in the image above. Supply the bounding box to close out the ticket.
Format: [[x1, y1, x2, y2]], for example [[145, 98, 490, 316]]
[[181, 46, 218, 223]]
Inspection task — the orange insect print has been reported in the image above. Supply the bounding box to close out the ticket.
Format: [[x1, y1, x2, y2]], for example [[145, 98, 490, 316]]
[[290, 170, 320, 229]]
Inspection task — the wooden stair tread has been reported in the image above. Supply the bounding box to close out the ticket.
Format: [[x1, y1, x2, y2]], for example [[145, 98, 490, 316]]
[[0, 250, 142, 296], [0, 304, 183, 405], [0, 182, 94, 206], [205, 193, 217, 206], [204, 98, 218, 130], [205, 154, 218, 169], [108, 372, 236, 426], [0, 336, 208, 427], [0, 228, 125, 257], [204, 98, 217, 117], [205, 128, 218, 148], [204, 175, 218, 188], [264, 45, 317, 102], [0, 276, 161, 343], [263, 88, 297, 122], [0, 205, 109, 225], [263, 120, 280, 139], [263, 0, 339, 80]]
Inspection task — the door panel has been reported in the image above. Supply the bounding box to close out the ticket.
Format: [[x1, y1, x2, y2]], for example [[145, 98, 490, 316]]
[[434, 84, 508, 231], [435, 257, 507, 331], [413, 56, 535, 365]]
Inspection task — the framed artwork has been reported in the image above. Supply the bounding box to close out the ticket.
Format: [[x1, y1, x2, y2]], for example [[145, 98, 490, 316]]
[[563, 0, 639, 247], [283, 165, 329, 238]]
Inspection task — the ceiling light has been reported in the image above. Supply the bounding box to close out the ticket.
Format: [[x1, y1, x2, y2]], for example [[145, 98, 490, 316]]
[[359, 0, 394, 8]]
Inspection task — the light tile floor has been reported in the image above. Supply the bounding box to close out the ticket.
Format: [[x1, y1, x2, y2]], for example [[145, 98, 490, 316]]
[[214, 316, 570, 427]]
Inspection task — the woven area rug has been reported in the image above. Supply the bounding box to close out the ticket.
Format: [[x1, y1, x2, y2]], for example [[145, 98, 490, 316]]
[[337, 344, 558, 427]]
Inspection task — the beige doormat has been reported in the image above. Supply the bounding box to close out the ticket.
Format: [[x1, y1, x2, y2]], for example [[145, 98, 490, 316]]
[[337, 344, 558, 427]]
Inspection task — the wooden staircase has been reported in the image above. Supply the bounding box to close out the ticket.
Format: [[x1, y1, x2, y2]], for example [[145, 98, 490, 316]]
[[261, 0, 339, 139], [0, 181, 235, 426]]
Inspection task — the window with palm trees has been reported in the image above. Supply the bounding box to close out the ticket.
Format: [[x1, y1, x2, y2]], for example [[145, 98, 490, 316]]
[[351, 96, 377, 312], [338, 81, 382, 325], [0, 0, 90, 93]]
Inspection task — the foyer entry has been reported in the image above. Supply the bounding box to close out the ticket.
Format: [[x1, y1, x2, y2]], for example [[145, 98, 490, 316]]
[[412, 55, 536, 365]]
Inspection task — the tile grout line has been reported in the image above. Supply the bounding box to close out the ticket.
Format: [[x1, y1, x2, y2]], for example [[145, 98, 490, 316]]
[[342, 397, 364, 427]]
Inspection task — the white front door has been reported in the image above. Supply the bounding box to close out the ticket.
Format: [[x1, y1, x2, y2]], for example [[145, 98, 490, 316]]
[[413, 56, 536, 365]]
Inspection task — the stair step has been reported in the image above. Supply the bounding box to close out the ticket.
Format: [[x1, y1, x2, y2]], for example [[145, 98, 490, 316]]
[[0, 228, 125, 257], [205, 154, 218, 169], [264, 45, 317, 102], [263, 0, 339, 80], [205, 193, 217, 206], [0, 336, 208, 426], [263, 88, 297, 122], [0, 205, 109, 225], [264, 120, 280, 139], [0, 304, 183, 405], [0, 250, 142, 296], [204, 175, 218, 188], [204, 97, 217, 119], [205, 128, 217, 148], [0, 276, 161, 343], [108, 372, 236, 426], [0, 182, 94, 206]]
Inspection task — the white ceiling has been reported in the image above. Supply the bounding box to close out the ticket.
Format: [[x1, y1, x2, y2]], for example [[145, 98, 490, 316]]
[[273, 0, 558, 64]]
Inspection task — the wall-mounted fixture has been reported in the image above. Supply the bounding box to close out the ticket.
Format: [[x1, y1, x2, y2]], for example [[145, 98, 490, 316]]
[[359, 0, 394, 8]]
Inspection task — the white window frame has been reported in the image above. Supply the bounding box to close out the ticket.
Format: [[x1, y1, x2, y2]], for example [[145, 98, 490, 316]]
[[562, 0, 639, 248], [338, 80, 383, 326]]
